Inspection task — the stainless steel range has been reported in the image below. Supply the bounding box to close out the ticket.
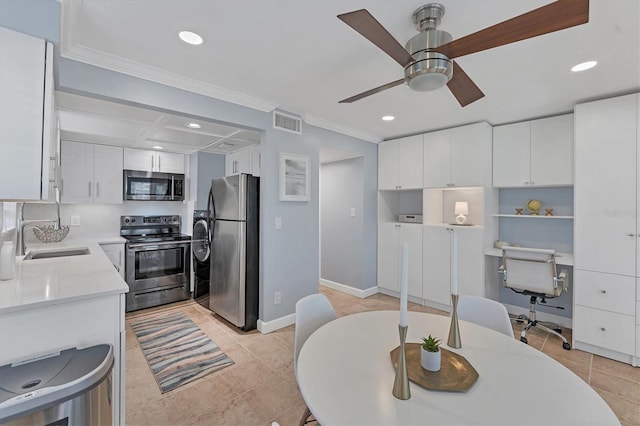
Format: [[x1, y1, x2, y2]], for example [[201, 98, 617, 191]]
[[120, 215, 191, 312]]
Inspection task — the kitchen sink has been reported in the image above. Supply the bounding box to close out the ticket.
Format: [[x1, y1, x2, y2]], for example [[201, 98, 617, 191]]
[[23, 247, 91, 260]]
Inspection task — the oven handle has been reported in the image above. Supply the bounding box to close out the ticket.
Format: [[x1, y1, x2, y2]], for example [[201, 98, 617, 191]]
[[127, 241, 191, 249]]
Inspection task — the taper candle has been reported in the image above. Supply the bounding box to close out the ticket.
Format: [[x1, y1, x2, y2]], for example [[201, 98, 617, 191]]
[[451, 230, 459, 295], [399, 241, 408, 327]]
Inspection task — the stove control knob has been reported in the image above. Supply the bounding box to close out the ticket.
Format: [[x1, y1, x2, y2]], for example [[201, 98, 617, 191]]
[[172, 216, 178, 223], [124, 217, 130, 224]]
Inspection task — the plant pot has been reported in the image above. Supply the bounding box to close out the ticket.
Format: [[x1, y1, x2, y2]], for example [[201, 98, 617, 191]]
[[421, 347, 441, 372]]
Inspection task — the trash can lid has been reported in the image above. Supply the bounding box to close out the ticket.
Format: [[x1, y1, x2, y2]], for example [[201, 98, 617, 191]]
[[0, 344, 113, 423]]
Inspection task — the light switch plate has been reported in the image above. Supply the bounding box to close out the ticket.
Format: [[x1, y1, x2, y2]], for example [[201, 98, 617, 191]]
[[70, 215, 80, 226], [275, 217, 282, 229], [350, 208, 356, 217]]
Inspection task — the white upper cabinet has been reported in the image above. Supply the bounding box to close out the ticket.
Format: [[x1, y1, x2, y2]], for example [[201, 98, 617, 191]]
[[493, 114, 573, 187], [61, 141, 123, 204], [0, 27, 56, 201], [424, 122, 492, 188], [378, 135, 423, 190], [225, 148, 252, 176], [124, 148, 184, 174]]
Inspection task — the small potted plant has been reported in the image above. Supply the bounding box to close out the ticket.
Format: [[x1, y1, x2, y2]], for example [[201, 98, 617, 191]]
[[421, 335, 442, 372]]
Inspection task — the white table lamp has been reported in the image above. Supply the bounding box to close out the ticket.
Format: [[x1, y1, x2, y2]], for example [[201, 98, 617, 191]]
[[455, 201, 469, 225]]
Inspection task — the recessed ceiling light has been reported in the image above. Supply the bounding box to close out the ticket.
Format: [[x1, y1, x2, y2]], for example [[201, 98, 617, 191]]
[[152, 145, 164, 150], [382, 115, 395, 121], [178, 31, 203, 45], [571, 61, 597, 72], [186, 122, 201, 129]]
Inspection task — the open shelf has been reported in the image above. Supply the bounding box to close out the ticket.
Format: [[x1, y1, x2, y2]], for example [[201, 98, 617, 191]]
[[493, 214, 573, 219]]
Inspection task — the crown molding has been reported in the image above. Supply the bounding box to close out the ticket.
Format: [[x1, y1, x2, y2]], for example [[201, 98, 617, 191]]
[[303, 114, 380, 143]]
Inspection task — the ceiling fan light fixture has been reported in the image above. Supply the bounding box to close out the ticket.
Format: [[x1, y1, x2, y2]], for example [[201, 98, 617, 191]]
[[571, 60, 597, 72], [178, 31, 203, 45], [404, 51, 452, 91]]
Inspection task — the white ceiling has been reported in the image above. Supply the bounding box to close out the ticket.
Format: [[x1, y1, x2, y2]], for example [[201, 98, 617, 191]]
[[58, 0, 640, 143]]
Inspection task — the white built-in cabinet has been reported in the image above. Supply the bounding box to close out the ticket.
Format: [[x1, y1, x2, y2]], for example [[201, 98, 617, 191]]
[[225, 145, 260, 177], [378, 135, 423, 190], [493, 114, 574, 188], [100, 243, 125, 279], [124, 148, 184, 174], [0, 27, 58, 201], [422, 225, 485, 307], [61, 141, 123, 204], [574, 94, 638, 365], [377, 222, 423, 298], [423, 122, 492, 188]]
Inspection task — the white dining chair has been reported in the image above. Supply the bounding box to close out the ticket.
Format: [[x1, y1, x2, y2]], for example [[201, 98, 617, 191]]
[[294, 293, 337, 426], [456, 295, 514, 338]]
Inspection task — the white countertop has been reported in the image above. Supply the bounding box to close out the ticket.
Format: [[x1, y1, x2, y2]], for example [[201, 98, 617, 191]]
[[0, 238, 129, 315]]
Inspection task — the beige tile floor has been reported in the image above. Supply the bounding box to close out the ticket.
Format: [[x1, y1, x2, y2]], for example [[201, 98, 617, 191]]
[[125, 287, 640, 426]]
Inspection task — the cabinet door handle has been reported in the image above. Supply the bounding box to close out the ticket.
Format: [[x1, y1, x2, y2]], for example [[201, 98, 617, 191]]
[[151, 155, 154, 171], [626, 233, 635, 237], [88, 182, 91, 197], [600, 289, 607, 294], [61, 179, 64, 196], [96, 182, 100, 198], [600, 327, 606, 332], [158, 155, 161, 171], [530, 181, 535, 185], [524, 181, 529, 185]]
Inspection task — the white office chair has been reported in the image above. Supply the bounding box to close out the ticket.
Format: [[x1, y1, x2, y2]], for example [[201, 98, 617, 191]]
[[500, 246, 571, 350], [456, 295, 514, 338], [294, 293, 337, 426]]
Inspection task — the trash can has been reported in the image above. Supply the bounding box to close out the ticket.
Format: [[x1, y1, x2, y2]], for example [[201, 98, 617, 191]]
[[0, 344, 113, 426]]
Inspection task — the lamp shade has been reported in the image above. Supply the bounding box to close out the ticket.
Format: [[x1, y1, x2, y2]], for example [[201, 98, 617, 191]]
[[454, 201, 469, 216]]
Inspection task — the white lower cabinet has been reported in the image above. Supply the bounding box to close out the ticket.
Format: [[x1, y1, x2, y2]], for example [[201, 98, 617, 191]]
[[377, 223, 422, 298], [100, 243, 125, 279], [422, 225, 484, 308], [574, 305, 636, 356]]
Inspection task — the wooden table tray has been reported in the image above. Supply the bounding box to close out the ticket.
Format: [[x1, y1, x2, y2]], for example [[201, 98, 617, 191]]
[[390, 343, 479, 392]]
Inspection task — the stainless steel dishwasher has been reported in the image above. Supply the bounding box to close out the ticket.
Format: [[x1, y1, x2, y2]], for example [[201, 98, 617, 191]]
[[0, 344, 113, 426]]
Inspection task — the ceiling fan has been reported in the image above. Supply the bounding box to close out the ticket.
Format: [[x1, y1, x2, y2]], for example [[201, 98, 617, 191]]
[[337, 0, 589, 107]]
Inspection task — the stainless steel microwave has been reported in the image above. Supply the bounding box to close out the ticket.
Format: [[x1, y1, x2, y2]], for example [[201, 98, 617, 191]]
[[123, 170, 185, 201]]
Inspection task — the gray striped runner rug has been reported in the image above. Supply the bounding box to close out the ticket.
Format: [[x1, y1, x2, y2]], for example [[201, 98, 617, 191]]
[[130, 311, 234, 393]]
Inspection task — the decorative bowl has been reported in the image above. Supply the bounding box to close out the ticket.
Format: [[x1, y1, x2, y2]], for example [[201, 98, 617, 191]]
[[33, 225, 70, 243]]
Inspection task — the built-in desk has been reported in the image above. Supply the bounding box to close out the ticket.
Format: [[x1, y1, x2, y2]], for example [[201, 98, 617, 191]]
[[484, 248, 574, 266]]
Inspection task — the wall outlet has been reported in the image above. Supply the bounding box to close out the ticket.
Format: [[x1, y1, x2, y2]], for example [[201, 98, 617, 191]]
[[275, 217, 282, 229], [350, 207, 356, 217], [70, 215, 81, 226], [274, 291, 281, 304]]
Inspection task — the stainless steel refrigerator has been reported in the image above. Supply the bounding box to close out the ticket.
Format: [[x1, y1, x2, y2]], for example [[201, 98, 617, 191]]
[[206, 174, 259, 331]]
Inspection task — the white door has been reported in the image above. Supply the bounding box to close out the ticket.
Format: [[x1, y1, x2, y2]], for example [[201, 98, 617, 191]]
[[0, 27, 46, 200], [492, 122, 530, 187], [398, 223, 423, 298], [157, 152, 184, 174], [452, 123, 492, 187], [61, 141, 93, 204], [378, 141, 398, 190], [422, 226, 451, 306], [378, 223, 399, 291], [397, 135, 423, 189], [574, 94, 637, 276], [124, 148, 153, 172], [423, 129, 451, 188], [530, 114, 574, 186], [93, 145, 123, 204]]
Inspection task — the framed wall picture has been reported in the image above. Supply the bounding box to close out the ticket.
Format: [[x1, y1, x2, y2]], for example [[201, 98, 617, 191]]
[[279, 153, 310, 201]]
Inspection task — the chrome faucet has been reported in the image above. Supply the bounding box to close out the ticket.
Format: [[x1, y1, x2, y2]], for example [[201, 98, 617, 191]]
[[17, 192, 62, 256]]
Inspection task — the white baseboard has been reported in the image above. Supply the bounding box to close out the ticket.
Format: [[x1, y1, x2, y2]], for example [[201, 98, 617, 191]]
[[320, 279, 378, 298], [257, 313, 295, 334], [503, 303, 572, 329]]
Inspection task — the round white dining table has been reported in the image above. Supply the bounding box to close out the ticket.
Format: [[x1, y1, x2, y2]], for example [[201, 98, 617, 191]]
[[296, 310, 619, 426]]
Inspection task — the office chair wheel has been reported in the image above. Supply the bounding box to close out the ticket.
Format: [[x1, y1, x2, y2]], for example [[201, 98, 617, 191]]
[[562, 342, 571, 350], [520, 336, 528, 344]]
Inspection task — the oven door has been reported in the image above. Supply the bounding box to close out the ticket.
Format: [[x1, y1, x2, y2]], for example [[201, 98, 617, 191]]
[[126, 241, 190, 291]]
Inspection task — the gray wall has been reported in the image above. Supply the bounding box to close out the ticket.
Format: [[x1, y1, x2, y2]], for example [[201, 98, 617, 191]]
[[0, 1, 379, 324], [196, 152, 226, 210], [321, 157, 372, 290]]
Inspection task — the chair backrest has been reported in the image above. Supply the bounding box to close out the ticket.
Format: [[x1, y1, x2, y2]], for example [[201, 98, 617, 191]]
[[501, 246, 564, 297], [456, 295, 514, 338], [294, 293, 336, 371]]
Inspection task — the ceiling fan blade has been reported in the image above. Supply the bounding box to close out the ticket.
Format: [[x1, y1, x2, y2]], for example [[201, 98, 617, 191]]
[[437, 0, 589, 59], [447, 61, 484, 107], [338, 9, 414, 67], [339, 79, 405, 103]]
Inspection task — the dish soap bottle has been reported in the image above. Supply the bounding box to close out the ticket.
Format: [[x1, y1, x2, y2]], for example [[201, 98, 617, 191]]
[[0, 239, 16, 281]]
